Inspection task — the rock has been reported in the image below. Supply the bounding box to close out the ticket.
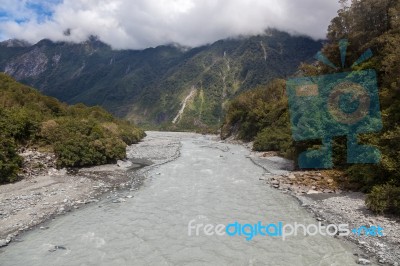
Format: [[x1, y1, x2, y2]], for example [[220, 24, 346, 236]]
[[57, 168, 67, 175], [327, 179, 334, 183], [323, 189, 333, 193], [126, 195, 133, 199], [87, 199, 99, 203], [310, 176, 321, 181], [0, 239, 8, 247], [357, 258, 370, 265], [307, 189, 320, 195], [117, 160, 132, 168], [288, 174, 296, 180], [273, 184, 279, 188], [6, 235, 12, 243], [271, 180, 279, 185], [374, 242, 385, 248]]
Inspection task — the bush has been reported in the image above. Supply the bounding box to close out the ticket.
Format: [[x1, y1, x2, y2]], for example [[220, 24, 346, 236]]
[[49, 118, 131, 167], [345, 164, 383, 192], [253, 127, 292, 153], [54, 136, 126, 167], [0, 74, 145, 181], [0, 137, 22, 183], [366, 184, 400, 215]]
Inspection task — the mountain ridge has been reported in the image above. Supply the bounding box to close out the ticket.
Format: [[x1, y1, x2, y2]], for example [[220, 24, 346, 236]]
[[0, 29, 322, 130]]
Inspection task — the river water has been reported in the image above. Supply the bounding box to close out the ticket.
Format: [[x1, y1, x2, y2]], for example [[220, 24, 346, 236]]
[[0, 132, 359, 265]]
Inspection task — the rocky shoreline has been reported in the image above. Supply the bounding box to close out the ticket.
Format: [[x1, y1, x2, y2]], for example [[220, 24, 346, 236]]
[[0, 132, 182, 249], [0, 155, 139, 247], [245, 148, 400, 265], [1, 132, 399, 265]]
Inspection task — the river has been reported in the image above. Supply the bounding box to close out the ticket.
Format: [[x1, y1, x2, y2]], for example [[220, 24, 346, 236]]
[[0, 132, 360, 265]]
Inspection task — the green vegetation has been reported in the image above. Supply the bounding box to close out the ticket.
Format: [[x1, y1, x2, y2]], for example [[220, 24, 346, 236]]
[[222, 0, 400, 215], [0, 137, 22, 183], [0, 31, 321, 131], [221, 79, 293, 156], [0, 73, 145, 183], [366, 184, 400, 215]]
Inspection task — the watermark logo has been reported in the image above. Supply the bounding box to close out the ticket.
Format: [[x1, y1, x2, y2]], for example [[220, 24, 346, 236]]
[[188, 220, 384, 241], [286, 40, 382, 168]]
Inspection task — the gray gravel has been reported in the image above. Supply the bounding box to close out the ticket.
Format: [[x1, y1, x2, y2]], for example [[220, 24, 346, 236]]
[[237, 142, 400, 265], [2, 132, 399, 265], [0, 131, 182, 248]]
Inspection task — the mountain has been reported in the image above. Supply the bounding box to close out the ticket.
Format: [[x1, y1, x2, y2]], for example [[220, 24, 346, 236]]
[[0, 29, 322, 131]]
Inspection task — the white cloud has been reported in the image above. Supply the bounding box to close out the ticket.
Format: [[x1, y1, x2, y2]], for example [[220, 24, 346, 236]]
[[0, 0, 340, 49]]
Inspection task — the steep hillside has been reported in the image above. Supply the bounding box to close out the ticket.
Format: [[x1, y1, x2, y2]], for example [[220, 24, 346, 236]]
[[222, 0, 400, 215], [0, 73, 145, 183], [0, 30, 322, 131]]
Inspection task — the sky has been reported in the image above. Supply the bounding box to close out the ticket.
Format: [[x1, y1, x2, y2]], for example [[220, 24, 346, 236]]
[[0, 0, 340, 50]]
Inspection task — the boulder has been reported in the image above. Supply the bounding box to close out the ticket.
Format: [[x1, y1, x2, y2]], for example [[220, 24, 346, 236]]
[[0, 239, 8, 247], [117, 160, 132, 168]]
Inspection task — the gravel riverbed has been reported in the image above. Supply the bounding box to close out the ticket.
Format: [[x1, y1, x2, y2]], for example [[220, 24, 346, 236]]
[[244, 147, 400, 265], [0, 131, 182, 247], [1, 132, 399, 265]]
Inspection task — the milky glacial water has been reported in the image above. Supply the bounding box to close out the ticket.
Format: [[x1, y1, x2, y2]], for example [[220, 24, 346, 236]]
[[0, 132, 360, 265]]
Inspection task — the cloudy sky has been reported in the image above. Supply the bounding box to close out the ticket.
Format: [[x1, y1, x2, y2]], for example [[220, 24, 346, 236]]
[[0, 0, 340, 49]]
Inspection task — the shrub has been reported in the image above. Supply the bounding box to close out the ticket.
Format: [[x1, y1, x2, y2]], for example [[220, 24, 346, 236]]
[[0, 137, 22, 183], [54, 136, 127, 167], [345, 164, 383, 192], [0, 74, 145, 181], [366, 184, 400, 215], [51, 119, 130, 167], [253, 127, 292, 153]]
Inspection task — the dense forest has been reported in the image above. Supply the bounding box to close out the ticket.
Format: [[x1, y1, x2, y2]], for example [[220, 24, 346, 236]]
[[222, 0, 400, 215], [0, 73, 145, 184]]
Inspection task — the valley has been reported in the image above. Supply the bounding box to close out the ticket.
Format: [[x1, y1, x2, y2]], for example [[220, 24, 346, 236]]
[[0, 0, 399, 265], [0, 30, 322, 130]]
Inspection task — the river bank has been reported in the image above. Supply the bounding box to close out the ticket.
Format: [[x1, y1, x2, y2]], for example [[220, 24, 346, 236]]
[[1, 132, 398, 265], [0, 132, 182, 248], [0, 131, 361, 266], [236, 142, 400, 265]]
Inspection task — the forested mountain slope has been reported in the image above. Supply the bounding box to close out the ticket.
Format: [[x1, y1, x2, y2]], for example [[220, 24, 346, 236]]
[[0, 30, 322, 131], [222, 0, 400, 215]]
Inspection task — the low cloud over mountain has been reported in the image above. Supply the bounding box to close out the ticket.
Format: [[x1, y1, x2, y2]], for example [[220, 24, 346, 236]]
[[0, 0, 339, 49]]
